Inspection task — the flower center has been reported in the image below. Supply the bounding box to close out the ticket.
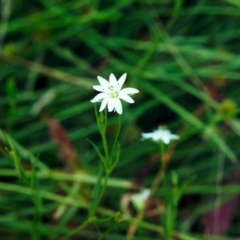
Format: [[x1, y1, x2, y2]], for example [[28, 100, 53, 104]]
[[108, 85, 114, 91], [111, 91, 119, 98]]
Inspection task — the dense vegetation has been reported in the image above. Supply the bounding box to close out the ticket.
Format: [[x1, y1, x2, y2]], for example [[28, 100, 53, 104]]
[[1, 0, 240, 239]]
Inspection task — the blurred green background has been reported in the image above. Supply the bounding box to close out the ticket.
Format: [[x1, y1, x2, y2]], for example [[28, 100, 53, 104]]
[[1, 0, 240, 239]]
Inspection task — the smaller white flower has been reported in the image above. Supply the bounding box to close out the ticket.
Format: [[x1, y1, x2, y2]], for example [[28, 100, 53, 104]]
[[141, 127, 179, 144], [131, 188, 150, 211], [90, 73, 139, 114]]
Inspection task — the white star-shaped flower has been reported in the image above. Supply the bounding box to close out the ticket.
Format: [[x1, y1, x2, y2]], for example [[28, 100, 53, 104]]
[[90, 73, 139, 114], [131, 188, 150, 211], [141, 127, 179, 144]]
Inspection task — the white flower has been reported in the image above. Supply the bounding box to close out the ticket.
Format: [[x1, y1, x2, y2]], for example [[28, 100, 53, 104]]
[[131, 188, 150, 211], [141, 127, 179, 144], [90, 73, 139, 114]]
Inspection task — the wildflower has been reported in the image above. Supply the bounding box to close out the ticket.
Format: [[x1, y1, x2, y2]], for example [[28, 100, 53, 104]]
[[141, 127, 179, 144], [90, 73, 139, 114], [131, 188, 150, 211]]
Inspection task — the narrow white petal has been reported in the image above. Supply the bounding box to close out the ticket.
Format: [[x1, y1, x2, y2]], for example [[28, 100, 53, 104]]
[[131, 188, 150, 211], [109, 73, 118, 86], [162, 137, 170, 144], [114, 98, 122, 114], [90, 93, 107, 102], [119, 92, 134, 103], [116, 73, 127, 90], [141, 132, 155, 140], [97, 76, 109, 89], [93, 85, 103, 92], [153, 135, 160, 141], [141, 189, 151, 200], [99, 98, 109, 112], [170, 135, 179, 140], [120, 87, 139, 95], [141, 128, 179, 143], [108, 99, 115, 112]]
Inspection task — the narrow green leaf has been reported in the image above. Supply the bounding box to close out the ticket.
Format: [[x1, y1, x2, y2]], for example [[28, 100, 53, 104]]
[[143, 82, 204, 129], [143, 82, 237, 162], [205, 127, 237, 163], [110, 115, 121, 166], [0, 130, 48, 170], [31, 157, 42, 240], [7, 148, 29, 184], [225, 0, 240, 7], [88, 167, 103, 217], [110, 142, 121, 171], [86, 138, 106, 169]]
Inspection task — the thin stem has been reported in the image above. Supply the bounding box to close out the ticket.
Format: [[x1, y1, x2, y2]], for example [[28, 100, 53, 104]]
[[103, 108, 108, 133], [150, 141, 165, 196], [94, 106, 110, 166], [113, 115, 122, 151], [59, 218, 92, 240], [0, 53, 92, 89], [0, 0, 12, 50], [0, 169, 134, 189], [98, 169, 111, 203], [213, 148, 224, 232], [126, 210, 144, 240], [111, 114, 122, 168], [150, 142, 173, 239], [100, 131, 109, 165], [98, 218, 116, 240]]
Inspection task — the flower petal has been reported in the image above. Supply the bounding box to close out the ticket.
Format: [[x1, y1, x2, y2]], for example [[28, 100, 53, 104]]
[[108, 99, 115, 112], [99, 98, 109, 112], [117, 73, 127, 90], [114, 98, 122, 114], [109, 73, 118, 86], [90, 93, 107, 102], [162, 136, 170, 144], [120, 87, 139, 95], [141, 133, 153, 140], [141, 128, 179, 144], [119, 92, 134, 103], [131, 188, 150, 211], [97, 76, 109, 89], [93, 85, 103, 92]]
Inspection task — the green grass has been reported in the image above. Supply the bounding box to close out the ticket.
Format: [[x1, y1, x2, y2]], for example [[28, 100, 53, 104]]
[[1, 0, 240, 239]]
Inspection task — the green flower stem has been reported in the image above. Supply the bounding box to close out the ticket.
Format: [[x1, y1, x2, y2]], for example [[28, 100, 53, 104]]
[[88, 169, 111, 218], [100, 130, 110, 165], [150, 141, 165, 196], [91, 106, 122, 221], [59, 218, 93, 240], [98, 169, 111, 203], [0, 169, 134, 189], [126, 210, 144, 240], [98, 225, 114, 240], [110, 114, 121, 169], [94, 106, 110, 166], [159, 141, 165, 169], [98, 115, 122, 203], [150, 141, 174, 239], [112, 115, 121, 153]]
